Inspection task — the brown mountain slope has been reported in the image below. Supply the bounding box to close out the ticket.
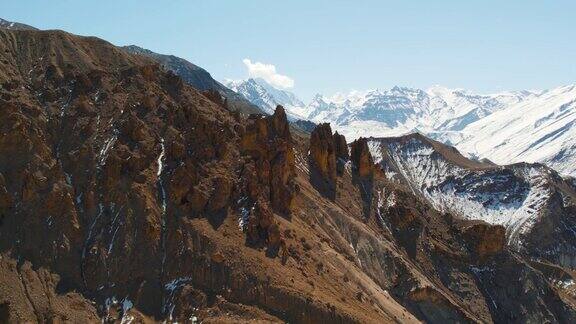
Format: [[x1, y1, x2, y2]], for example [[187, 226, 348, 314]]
[[0, 27, 575, 324], [0, 28, 413, 323], [122, 45, 263, 116]]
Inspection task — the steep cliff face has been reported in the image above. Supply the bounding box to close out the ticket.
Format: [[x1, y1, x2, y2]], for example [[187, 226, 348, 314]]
[[351, 138, 374, 179], [333, 131, 349, 175], [239, 105, 297, 215], [309, 123, 338, 199], [1, 27, 575, 324], [461, 222, 506, 260]]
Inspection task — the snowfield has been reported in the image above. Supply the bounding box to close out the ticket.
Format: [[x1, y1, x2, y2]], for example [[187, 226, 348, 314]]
[[368, 136, 575, 251], [455, 85, 576, 176]]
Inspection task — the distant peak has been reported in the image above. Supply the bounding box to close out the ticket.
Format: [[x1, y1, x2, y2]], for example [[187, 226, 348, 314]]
[[0, 17, 38, 31]]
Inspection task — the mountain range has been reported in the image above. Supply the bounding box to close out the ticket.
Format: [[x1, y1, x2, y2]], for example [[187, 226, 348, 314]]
[[225, 78, 576, 177]]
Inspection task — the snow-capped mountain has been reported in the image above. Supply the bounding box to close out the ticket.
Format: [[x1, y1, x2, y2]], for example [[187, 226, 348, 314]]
[[224, 76, 576, 176], [319, 85, 576, 176], [369, 134, 576, 268], [306, 86, 539, 137], [224, 78, 308, 118], [453, 85, 576, 176]]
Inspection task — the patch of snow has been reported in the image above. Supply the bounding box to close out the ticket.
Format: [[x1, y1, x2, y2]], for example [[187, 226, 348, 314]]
[[107, 206, 124, 254], [367, 140, 383, 164], [237, 197, 253, 231], [157, 138, 167, 217], [383, 137, 553, 246], [554, 279, 575, 289], [120, 314, 134, 324], [163, 277, 193, 320], [122, 297, 133, 313]]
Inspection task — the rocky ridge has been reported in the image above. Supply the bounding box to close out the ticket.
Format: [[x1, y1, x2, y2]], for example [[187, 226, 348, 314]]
[[367, 134, 576, 269], [123, 45, 262, 115]]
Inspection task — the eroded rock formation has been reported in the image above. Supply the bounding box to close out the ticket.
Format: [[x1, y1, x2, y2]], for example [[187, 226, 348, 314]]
[[240, 106, 296, 215], [309, 123, 337, 199], [235, 105, 297, 256], [350, 137, 375, 217], [333, 131, 349, 175], [350, 137, 374, 179]]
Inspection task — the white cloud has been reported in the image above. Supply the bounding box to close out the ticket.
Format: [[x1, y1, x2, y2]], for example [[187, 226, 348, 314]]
[[242, 58, 294, 89]]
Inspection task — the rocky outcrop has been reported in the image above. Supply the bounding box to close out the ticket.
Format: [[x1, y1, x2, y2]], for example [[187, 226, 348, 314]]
[[406, 286, 473, 323], [350, 138, 375, 217], [240, 105, 296, 215], [350, 137, 374, 179], [333, 131, 349, 175], [0, 258, 99, 323], [307, 125, 350, 200], [462, 222, 506, 260], [236, 106, 295, 255], [245, 199, 284, 254], [309, 123, 337, 200]]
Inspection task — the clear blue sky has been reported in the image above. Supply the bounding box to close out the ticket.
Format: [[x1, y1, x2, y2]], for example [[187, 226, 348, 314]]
[[4, 0, 576, 100]]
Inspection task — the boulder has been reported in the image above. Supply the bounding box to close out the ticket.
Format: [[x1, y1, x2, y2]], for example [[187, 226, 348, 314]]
[[462, 222, 506, 260], [246, 199, 277, 247]]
